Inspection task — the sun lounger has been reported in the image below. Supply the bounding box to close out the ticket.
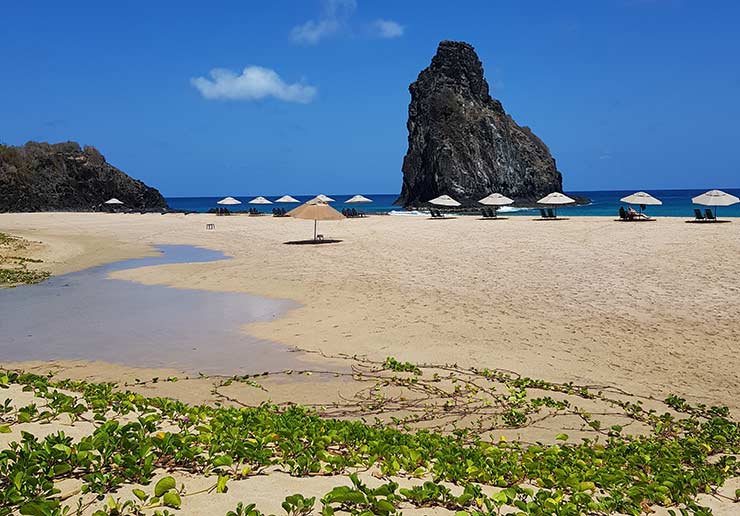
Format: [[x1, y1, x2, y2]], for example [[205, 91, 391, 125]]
[[693, 208, 705, 221], [619, 207, 629, 220], [539, 209, 548, 219], [547, 209, 556, 219], [705, 209, 716, 221]]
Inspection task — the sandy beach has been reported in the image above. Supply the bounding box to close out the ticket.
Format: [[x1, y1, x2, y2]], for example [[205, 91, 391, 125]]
[[2, 212, 739, 410], [2, 212, 739, 514]]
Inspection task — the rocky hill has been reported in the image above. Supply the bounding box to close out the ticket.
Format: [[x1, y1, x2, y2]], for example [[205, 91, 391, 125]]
[[0, 141, 168, 212], [397, 41, 564, 207]]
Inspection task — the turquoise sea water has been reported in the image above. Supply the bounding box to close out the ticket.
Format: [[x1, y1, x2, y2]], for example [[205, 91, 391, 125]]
[[166, 189, 740, 218]]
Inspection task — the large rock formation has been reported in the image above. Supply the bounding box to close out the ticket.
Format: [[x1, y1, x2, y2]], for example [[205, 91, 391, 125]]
[[397, 41, 563, 206], [0, 141, 168, 212]]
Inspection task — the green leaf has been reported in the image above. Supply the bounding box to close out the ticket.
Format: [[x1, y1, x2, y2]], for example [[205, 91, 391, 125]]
[[0, 424, 11, 433], [53, 463, 72, 475], [212, 455, 233, 467], [375, 500, 396, 511], [133, 489, 148, 501], [492, 491, 508, 504], [217, 474, 229, 493], [578, 481, 596, 492], [19, 502, 49, 516], [154, 476, 177, 497], [555, 433, 569, 441], [163, 491, 182, 509]]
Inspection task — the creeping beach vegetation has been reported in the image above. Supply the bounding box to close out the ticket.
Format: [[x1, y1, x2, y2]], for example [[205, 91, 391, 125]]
[[0, 361, 738, 516], [0, 232, 50, 287]]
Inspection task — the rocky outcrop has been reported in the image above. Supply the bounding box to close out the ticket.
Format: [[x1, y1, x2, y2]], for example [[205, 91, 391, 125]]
[[397, 41, 564, 207], [0, 141, 168, 212]]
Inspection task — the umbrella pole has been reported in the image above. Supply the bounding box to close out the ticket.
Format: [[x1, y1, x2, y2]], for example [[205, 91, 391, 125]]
[[314, 219, 317, 241]]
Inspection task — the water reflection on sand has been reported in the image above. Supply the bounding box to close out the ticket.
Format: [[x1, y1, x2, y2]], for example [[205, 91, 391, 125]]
[[0, 245, 307, 375]]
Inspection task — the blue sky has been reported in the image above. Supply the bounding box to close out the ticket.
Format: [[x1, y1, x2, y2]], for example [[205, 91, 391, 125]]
[[2, 1, 738, 196]]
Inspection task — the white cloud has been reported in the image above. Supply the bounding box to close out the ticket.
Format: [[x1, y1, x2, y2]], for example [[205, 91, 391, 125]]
[[371, 19, 404, 38], [290, 18, 340, 45], [291, 0, 357, 45], [190, 66, 317, 103]]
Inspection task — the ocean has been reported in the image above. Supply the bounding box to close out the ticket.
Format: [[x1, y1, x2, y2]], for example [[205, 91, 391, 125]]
[[166, 189, 740, 218]]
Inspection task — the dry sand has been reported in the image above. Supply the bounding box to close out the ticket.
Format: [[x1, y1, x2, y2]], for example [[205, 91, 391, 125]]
[[1, 212, 739, 514], [1, 212, 738, 411]]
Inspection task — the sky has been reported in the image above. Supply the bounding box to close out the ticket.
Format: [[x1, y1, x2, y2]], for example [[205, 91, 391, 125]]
[[1, 0, 739, 197]]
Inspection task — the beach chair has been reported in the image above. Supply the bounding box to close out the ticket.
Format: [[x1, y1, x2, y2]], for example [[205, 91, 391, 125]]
[[490, 208, 498, 218], [547, 208, 556, 219], [619, 206, 629, 220], [481, 209, 489, 218], [693, 208, 705, 221], [705, 209, 716, 221], [539, 208, 548, 219]]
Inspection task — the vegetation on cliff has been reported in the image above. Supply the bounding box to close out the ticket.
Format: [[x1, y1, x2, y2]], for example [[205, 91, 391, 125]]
[[0, 142, 168, 212]]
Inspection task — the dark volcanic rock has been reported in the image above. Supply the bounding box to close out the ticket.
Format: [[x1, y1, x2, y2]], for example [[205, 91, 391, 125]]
[[397, 41, 564, 207], [0, 141, 168, 212]]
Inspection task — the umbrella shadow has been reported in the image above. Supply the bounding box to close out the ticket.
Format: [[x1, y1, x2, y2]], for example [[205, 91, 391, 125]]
[[685, 220, 732, 224], [283, 239, 343, 245]]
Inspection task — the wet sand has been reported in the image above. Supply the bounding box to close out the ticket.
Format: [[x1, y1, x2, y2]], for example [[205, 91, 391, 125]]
[[0, 243, 309, 375]]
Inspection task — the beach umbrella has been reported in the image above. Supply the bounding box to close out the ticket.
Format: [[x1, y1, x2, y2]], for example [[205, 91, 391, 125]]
[[538, 192, 575, 205], [620, 191, 662, 216], [104, 198, 124, 205], [692, 189, 739, 219], [248, 196, 273, 205], [346, 194, 373, 204], [537, 192, 575, 218], [428, 195, 461, 207], [309, 194, 335, 203], [275, 195, 300, 203], [288, 199, 345, 241], [478, 193, 514, 212], [217, 197, 242, 205]]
